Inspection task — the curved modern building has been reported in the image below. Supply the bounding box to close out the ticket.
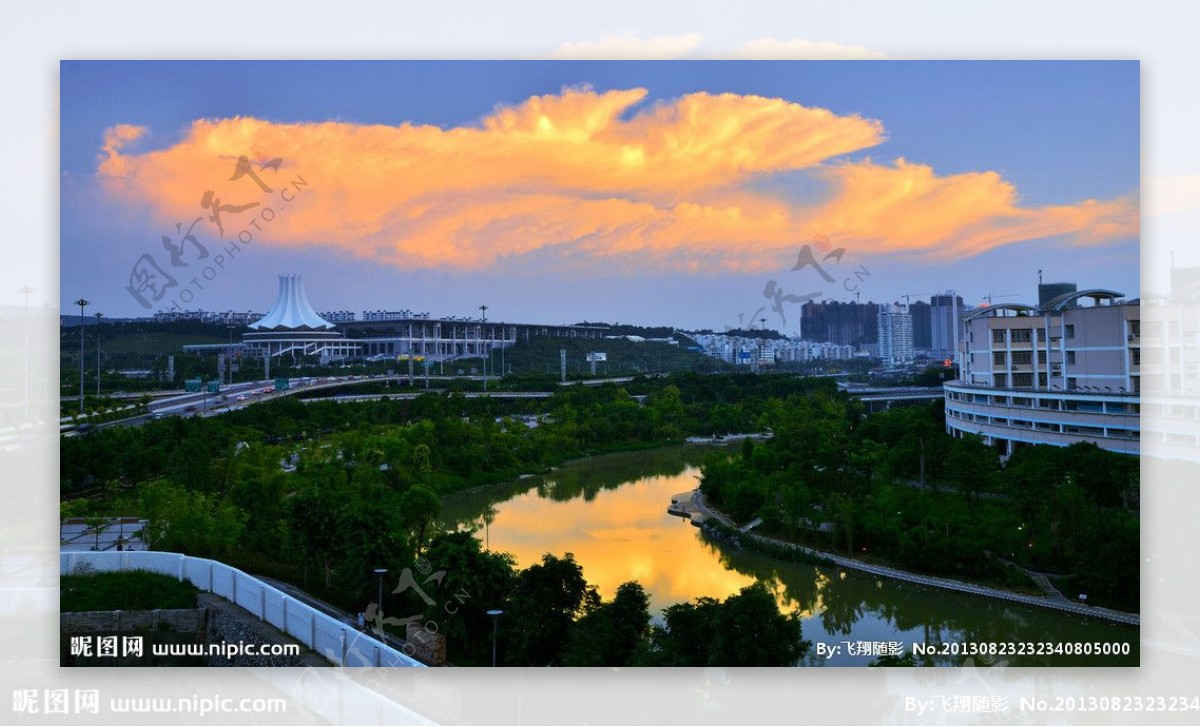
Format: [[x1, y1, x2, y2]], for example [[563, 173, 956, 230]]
[[243, 274, 360, 361], [236, 274, 606, 365], [944, 288, 1139, 456]]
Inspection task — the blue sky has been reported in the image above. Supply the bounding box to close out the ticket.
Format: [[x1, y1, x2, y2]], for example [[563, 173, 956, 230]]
[[60, 60, 1139, 330]]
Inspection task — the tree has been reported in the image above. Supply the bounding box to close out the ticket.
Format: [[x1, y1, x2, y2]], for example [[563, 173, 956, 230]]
[[418, 531, 517, 664], [137, 480, 247, 559], [287, 486, 343, 588], [646, 583, 807, 666], [561, 581, 651, 666], [709, 582, 807, 666], [84, 514, 108, 551], [502, 553, 599, 666], [399, 485, 441, 552], [945, 434, 998, 506]]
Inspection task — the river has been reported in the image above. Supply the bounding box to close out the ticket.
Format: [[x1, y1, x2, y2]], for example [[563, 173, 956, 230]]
[[440, 445, 1137, 666]]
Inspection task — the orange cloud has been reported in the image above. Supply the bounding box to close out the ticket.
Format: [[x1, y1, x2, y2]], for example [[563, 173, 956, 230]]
[[96, 87, 1137, 274]]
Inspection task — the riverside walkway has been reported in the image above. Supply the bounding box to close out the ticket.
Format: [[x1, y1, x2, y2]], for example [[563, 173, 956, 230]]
[[669, 489, 1139, 627]]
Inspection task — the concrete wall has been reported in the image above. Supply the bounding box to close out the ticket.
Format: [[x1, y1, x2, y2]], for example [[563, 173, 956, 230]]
[[61, 550, 424, 668]]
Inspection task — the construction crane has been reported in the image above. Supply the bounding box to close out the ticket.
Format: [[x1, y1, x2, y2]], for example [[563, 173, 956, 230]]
[[980, 293, 1018, 307], [901, 291, 937, 306]]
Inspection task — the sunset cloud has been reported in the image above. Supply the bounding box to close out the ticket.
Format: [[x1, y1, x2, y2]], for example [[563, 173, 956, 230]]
[[96, 87, 1137, 275]]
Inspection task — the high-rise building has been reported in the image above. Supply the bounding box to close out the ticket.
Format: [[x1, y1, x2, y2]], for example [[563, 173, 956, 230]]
[[930, 291, 964, 359], [800, 300, 880, 346], [877, 303, 914, 369], [944, 288, 1138, 456], [910, 300, 932, 349], [1038, 281, 1077, 308]]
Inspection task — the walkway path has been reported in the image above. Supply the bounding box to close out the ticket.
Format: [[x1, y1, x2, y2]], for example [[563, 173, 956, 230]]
[[986, 552, 1073, 605], [256, 575, 428, 663], [677, 489, 1139, 627]]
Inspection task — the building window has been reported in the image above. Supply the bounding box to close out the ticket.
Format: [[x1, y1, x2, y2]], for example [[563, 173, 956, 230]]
[[1012, 373, 1033, 387], [1067, 377, 1078, 390], [993, 351, 1007, 366], [992, 329, 1006, 344], [1132, 349, 1140, 365], [1065, 324, 1075, 339], [1130, 320, 1140, 336], [1011, 329, 1032, 343], [1012, 351, 1032, 365], [1066, 350, 1076, 364]]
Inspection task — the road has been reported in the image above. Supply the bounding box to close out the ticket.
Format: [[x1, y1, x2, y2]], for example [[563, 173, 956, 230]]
[[70, 372, 658, 432]]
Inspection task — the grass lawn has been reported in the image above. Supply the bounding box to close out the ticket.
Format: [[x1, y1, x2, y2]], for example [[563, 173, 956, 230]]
[[61, 569, 199, 611]]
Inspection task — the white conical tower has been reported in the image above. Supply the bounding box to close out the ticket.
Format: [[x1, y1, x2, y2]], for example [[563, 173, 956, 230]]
[[247, 274, 335, 330]]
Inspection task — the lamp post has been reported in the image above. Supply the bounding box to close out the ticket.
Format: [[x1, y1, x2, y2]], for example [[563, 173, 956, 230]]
[[479, 305, 488, 391], [226, 325, 234, 385], [486, 608, 503, 666], [74, 298, 89, 415], [374, 567, 389, 620], [94, 312, 103, 396]]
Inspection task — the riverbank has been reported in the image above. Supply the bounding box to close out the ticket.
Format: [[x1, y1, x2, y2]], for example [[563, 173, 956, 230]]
[[671, 488, 1140, 627]]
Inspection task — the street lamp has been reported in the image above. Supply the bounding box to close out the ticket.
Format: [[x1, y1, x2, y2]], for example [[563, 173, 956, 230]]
[[373, 567, 389, 619], [486, 608, 504, 666], [226, 325, 235, 385], [479, 305, 488, 392], [73, 298, 89, 415], [94, 312, 103, 396]]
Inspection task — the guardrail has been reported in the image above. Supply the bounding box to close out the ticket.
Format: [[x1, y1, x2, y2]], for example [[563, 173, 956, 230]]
[[60, 550, 424, 668]]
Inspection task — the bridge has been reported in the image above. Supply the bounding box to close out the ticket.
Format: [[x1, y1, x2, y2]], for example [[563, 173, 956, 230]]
[[837, 384, 944, 412]]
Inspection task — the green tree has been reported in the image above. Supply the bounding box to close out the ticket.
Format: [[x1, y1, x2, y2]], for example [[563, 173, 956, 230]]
[[561, 581, 651, 666], [399, 485, 442, 552], [502, 553, 599, 665], [417, 531, 517, 664]]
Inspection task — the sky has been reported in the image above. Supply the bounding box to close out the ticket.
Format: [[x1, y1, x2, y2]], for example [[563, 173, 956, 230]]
[[60, 61, 1139, 332]]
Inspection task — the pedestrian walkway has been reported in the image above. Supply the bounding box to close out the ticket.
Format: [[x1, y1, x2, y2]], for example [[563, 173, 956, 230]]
[[676, 489, 1139, 627], [60, 518, 148, 552]]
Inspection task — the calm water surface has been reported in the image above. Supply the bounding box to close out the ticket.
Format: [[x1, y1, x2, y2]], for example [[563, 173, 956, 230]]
[[441, 446, 1137, 666]]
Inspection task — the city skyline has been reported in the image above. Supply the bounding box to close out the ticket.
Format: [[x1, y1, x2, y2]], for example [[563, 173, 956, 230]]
[[61, 61, 1139, 330]]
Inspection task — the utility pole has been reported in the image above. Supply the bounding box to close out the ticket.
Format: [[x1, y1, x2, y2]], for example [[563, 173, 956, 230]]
[[94, 311, 103, 396], [74, 298, 89, 415], [479, 305, 488, 391], [758, 317, 767, 373]]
